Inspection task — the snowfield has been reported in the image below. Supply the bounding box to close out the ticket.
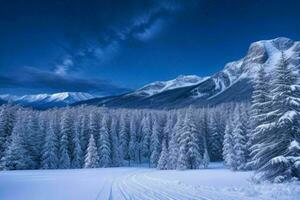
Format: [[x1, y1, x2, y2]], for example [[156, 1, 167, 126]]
[[0, 163, 299, 200]]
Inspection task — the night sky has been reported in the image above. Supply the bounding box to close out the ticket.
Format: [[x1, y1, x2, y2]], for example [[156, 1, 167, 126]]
[[1, 0, 300, 95]]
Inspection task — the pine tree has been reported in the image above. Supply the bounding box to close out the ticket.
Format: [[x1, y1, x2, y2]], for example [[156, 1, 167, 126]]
[[177, 110, 202, 170], [89, 111, 101, 143], [248, 66, 272, 169], [2, 115, 34, 170], [59, 110, 74, 169], [72, 127, 83, 168], [208, 110, 225, 161], [59, 128, 71, 169], [24, 112, 42, 169], [129, 117, 138, 166], [110, 118, 122, 167], [98, 117, 111, 167], [150, 118, 161, 168], [119, 113, 130, 165], [41, 121, 59, 169], [232, 119, 247, 170], [141, 116, 151, 166], [0, 105, 16, 169], [198, 109, 210, 165], [78, 114, 89, 157], [169, 113, 183, 169], [157, 139, 168, 170], [0, 108, 6, 165], [223, 122, 234, 167], [253, 53, 300, 181], [85, 134, 99, 168]]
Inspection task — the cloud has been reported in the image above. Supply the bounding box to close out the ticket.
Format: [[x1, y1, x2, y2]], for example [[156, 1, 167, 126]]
[[134, 19, 164, 41], [0, 67, 130, 95], [116, 0, 183, 42], [54, 56, 73, 76], [53, 0, 185, 75]]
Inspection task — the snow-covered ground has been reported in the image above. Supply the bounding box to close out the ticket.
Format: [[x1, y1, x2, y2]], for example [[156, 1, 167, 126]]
[[0, 163, 299, 200]]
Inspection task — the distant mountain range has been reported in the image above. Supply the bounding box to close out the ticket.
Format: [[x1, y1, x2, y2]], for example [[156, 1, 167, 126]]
[[1, 37, 300, 110], [75, 37, 300, 109], [0, 92, 95, 109]]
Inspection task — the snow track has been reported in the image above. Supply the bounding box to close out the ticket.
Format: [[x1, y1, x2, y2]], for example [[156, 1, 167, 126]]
[[108, 169, 257, 200], [1, 167, 297, 200]]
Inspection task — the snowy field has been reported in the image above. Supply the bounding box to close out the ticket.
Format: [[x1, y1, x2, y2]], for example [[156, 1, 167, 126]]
[[0, 163, 299, 200]]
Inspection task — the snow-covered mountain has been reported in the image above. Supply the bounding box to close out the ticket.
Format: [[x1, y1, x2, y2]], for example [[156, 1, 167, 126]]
[[134, 75, 209, 96], [76, 37, 300, 109], [0, 92, 95, 109]]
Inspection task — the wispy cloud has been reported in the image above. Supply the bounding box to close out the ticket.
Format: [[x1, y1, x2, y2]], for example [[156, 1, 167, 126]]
[[134, 19, 164, 41], [54, 56, 73, 76], [53, 1, 185, 76], [0, 67, 130, 95]]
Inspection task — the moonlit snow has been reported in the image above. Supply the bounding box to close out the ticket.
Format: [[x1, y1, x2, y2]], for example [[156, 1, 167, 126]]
[[0, 163, 298, 200]]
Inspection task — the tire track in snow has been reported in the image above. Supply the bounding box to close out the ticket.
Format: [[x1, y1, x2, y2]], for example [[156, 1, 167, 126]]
[[114, 169, 213, 200], [142, 171, 258, 200], [133, 172, 211, 200], [111, 169, 261, 200]]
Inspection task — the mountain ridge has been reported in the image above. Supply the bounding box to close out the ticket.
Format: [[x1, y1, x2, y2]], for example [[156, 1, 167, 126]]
[[0, 92, 95, 109], [74, 37, 300, 109]]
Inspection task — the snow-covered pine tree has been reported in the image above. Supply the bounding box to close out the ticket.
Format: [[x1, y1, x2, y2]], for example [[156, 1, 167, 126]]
[[119, 113, 130, 165], [0, 105, 16, 168], [89, 111, 101, 143], [198, 109, 210, 163], [232, 116, 247, 171], [177, 110, 202, 170], [84, 134, 99, 168], [150, 117, 162, 168], [260, 140, 300, 182], [72, 127, 83, 168], [78, 114, 89, 157], [98, 116, 111, 167], [239, 103, 252, 169], [24, 112, 42, 169], [135, 111, 143, 164], [58, 111, 72, 169], [41, 121, 59, 169], [129, 116, 138, 166], [223, 121, 234, 167], [0, 108, 6, 167], [59, 130, 71, 169], [141, 115, 151, 166], [253, 53, 300, 181], [2, 114, 34, 170], [287, 140, 300, 179], [169, 112, 183, 169], [208, 109, 226, 161], [248, 66, 272, 170], [110, 117, 122, 167], [157, 139, 168, 170]]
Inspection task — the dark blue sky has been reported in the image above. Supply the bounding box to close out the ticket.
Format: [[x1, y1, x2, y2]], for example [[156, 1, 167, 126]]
[[1, 0, 300, 95]]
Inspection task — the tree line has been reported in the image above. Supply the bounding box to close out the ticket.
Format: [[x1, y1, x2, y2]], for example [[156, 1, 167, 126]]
[[0, 103, 235, 171]]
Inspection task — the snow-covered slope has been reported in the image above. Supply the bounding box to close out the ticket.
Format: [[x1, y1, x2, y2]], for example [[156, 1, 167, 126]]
[[134, 75, 208, 96], [0, 164, 299, 200], [77, 37, 300, 109], [0, 92, 95, 109]]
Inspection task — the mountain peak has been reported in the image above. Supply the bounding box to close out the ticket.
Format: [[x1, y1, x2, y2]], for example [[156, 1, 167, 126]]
[[0, 92, 95, 109], [135, 75, 208, 96], [271, 37, 294, 50]]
